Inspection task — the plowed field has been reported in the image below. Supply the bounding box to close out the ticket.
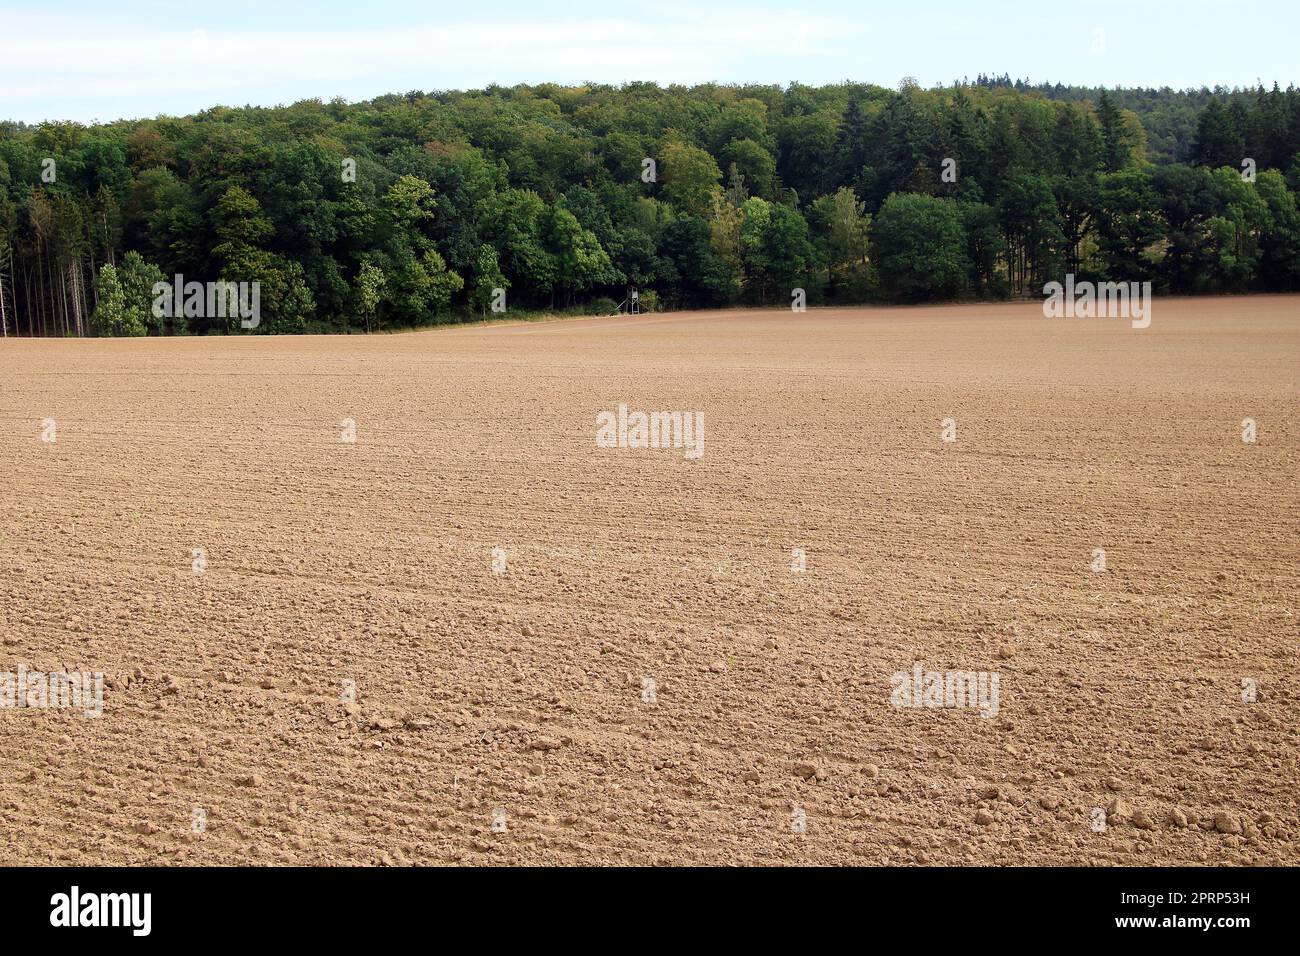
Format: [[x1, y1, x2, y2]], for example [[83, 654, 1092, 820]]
[[1, 296, 1296, 865]]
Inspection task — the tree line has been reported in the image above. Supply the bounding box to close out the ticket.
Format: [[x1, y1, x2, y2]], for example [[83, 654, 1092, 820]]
[[1, 80, 1298, 335]]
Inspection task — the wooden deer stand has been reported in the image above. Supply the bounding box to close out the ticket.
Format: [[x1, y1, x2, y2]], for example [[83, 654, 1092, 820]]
[[610, 287, 641, 316]]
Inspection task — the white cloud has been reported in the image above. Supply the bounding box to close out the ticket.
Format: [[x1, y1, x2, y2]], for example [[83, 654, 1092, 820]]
[[0, 10, 861, 116]]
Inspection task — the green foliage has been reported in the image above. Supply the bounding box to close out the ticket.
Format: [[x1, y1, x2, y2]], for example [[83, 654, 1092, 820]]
[[1096, 91, 1140, 173], [91, 263, 146, 336], [1203, 166, 1269, 291], [546, 205, 619, 304], [810, 186, 872, 298], [997, 173, 1065, 293], [117, 251, 166, 334], [661, 141, 723, 218], [719, 139, 776, 197], [660, 214, 734, 307], [353, 260, 386, 332], [468, 245, 507, 316], [253, 257, 316, 334], [1194, 100, 1245, 169], [739, 197, 815, 301], [1096, 169, 1163, 282], [872, 194, 969, 301], [1255, 170, 1300, 290], [961, 201, 1007, 297], [1, 79, 1298, 334]]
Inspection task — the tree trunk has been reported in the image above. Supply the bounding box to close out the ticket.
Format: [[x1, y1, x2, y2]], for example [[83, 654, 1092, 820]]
[[37, 247, 47, 336]]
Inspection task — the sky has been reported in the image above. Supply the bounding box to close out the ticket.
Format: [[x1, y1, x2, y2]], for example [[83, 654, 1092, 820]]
[[2, 0, 1296, 125]]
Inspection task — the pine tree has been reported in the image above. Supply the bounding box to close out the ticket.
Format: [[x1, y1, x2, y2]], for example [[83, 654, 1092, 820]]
[[1193, 99, 1245, 169], [1097, 91, 1132, 172]]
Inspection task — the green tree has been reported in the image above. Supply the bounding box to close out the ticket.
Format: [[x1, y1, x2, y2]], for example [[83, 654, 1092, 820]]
[[1151, 164, 1216, 292], [659, 214, 734, 308], [1052, 175, 1100, 276], [1255, 169, 1300, 290], [661, 141, 722, 218], [545, 205, 618, 306], [872, 193, 970, 301], [469, 245, 508, 316], [91, 263, 145, 336], [718, 139, 776, 198], [961, 201, 1007, 297], [482, 188, 556, 305], [117, 251, 166, 334], [1194, 99, 1245, 170], [1097, 91, 1138, 173], [370, 175, 463, 324], [708, 188, 744, 300], [1203, 165, 1269, 291], [997, 174, 1064, 293], [1096, 169, 1164, 282], [211, 186, 315, 333], [354, 260, 387, 332], [810, 186, 871, 299]]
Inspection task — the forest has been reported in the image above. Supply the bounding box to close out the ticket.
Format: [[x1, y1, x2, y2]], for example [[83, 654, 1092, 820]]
[[1, 79, 1299, 335]]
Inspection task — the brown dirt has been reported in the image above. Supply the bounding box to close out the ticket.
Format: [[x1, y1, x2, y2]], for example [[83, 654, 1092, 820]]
[[1, 296, 1296, 866]]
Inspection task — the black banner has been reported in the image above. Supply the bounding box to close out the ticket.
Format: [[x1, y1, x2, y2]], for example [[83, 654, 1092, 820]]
[[2, 865, 1282, 942]]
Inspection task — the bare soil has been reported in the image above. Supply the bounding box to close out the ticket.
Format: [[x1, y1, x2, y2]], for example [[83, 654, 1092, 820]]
[[1, 296, 1296, 865]]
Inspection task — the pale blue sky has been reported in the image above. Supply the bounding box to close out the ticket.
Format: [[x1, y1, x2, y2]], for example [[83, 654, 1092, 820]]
[[2, 0, 1295, 124]]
